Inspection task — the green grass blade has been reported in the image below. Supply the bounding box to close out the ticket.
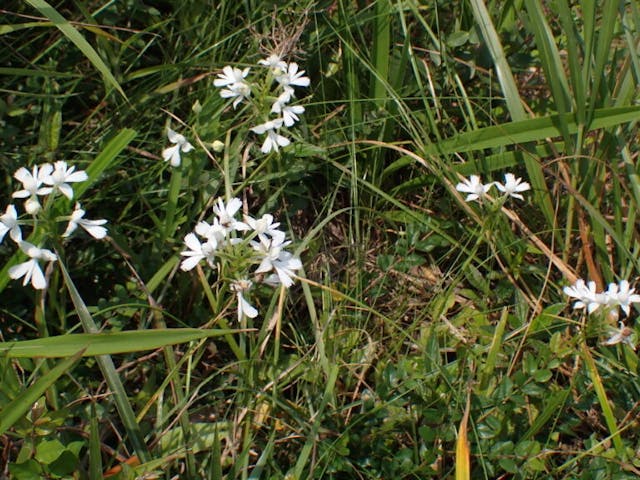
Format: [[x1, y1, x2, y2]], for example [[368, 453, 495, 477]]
[[469, 0, 526, 121], [89, 403, 103, 479], [76, 128, 137, 199], [470, 0, 554, 226], [0, 21, 53, 35], [480, 308, 509, 389], [370, 0, 391, 107], [520, 388, 570, 441], [556, 0, 586, 127], [580, 342, 625, 457], [292, 364, 338, 479], [524, 0, 572, 141], [58, 260, 151, 462], [0, 328, 236, 358], [161, 166, 182, 244], [428, 106, 640, 155], [0, 350, 83, 436], [23, 0, 127, 100], [588, 0, 619, 121]]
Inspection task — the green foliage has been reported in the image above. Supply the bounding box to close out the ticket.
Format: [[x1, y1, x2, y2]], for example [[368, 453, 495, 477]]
[[1, 0, 639, 478]]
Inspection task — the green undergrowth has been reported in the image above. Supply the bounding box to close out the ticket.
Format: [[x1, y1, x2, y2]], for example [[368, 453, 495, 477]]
[[1, 0, 640, 478]]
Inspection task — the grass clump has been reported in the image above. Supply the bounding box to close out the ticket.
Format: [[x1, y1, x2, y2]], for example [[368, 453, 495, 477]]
[[1, 0, 640, 478]]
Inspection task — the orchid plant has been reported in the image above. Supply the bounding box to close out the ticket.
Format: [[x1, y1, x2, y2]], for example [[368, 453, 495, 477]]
[[213, 54, 310, 154], [0, 161, 108, 290], [564, 278, 640, 349], [180, 196, 302, 323], [455, 173, 531, 203]]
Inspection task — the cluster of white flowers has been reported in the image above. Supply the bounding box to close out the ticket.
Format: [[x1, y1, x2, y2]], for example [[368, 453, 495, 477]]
[[456, 173, 531, 202], [564, 278, 640, 348], [0, 161, 107, 290], [564, 279, 640, 318], [180, 197, 302, 321], [215, 54, 310, 154]]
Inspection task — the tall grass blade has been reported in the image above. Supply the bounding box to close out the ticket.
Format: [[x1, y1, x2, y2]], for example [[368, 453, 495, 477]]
[[0, 350, 83, 436], [580, 342, 625, 457], [77, 128, 137, 198], [371, 0, 391, 108], [469, 0, 525, 121], [429, 106, 640, 155], [23, 0, 127, 100], [58, 260, 150, 462], [89, 403, 103, 479], [588, 0, 619, 122], [556, 0, 586, 128], [523, 0, 572, 140], [0, 328, 236, 357], [470, 0, 554, 225]]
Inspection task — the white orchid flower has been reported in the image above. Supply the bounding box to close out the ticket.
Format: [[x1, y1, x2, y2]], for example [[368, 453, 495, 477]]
[[0, 204, 22, 244], [41, 161, 88, 200], [495, 173, 531, 200], [162, 128, 194, 167], [8, 241, 57, 290], [62, 203, 108, 239], [455, 175, 493, 202], [12, 164, 53, 214]]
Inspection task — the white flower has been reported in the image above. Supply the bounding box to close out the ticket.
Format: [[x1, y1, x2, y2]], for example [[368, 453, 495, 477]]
[[8, 241, 57, 290], [258, 54, 287, 73], [605, 280, 640, 317], [603, 322, 636, 349], [212, 197, 249, 234], [455, 175, 493, 202], [12, 164, 53, 214], [180, 233, 217, 271], [276, 62, 310, 97], [272, 101, 305, 127], [0, 204, 22, 244], [221, 82, 251, 109], [244, 213, 286, 244], [195, 218, 227, 244], [252, 235, 287, 271], [41, 161, 88, 200], [251, 119, 290, 153], [270, 250, 302, 288], [230, 279, 258, 321], [214, 66, 250, 87], [564, 279, 605, 313], [162, 128, 194, 168], [214, 66, 251, 109], [495, 173, 530, 200], [251, 236, 300, 288], [62, 203, 108, 239]]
